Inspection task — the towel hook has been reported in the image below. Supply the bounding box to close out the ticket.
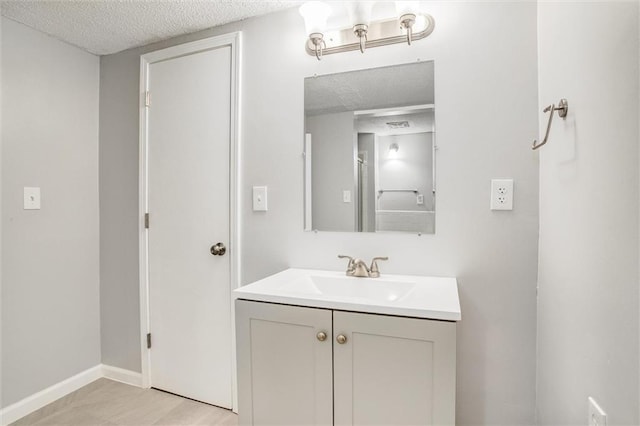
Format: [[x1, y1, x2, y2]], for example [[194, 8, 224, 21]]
[[532, 98, 568, 150]]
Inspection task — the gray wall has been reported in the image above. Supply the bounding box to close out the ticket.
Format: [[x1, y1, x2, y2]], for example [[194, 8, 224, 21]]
[[99, 2, 540, 424], [536, 2, 640, 425], [99, 41, 144, 373], [307, 111, 356, 232], [1, 17, 101, 407]]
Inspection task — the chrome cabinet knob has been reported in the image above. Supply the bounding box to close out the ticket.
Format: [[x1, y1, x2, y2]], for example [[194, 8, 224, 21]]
[[316, 331, 327, 342], [210, 243, 226, 256], [336, 334, 347, 344]]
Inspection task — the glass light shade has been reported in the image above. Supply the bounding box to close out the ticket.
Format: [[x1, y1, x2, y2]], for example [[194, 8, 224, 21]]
[[395, 1, 420, 17], [299, 1, 331, 35], [346, 1, 374, 26]]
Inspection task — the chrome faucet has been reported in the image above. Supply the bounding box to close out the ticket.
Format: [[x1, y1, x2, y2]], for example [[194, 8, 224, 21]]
[[338, 255, 388, 278]]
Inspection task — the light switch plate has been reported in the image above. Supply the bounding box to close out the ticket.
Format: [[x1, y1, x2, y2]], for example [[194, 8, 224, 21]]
[[24, 187, 41, 210], [588, 397, 607, 426], [343, 190, 351, 203], [252, 186, 267, 211]]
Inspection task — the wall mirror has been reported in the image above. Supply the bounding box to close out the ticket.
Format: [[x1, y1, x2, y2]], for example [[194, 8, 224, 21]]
[[304, 61, 435, 234]]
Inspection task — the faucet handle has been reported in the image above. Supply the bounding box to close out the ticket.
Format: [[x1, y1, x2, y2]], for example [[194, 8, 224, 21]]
[[369, 256, 388, 278], [338, 255, 355, 270]]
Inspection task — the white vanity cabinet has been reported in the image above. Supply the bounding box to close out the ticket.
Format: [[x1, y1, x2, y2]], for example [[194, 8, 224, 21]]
[[236, 299, 457, 426]]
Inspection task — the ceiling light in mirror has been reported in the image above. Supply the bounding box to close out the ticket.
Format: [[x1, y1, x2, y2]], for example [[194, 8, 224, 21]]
[[388, 143, 400, 158]]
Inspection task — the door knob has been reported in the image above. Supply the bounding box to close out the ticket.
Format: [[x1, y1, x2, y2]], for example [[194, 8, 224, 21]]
[[210, 243, 226, 256], [336, 334, 347, 344], [316, 331, 327, 342]]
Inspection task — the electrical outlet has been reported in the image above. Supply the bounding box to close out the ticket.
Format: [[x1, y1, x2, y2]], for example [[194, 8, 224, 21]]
[[416, 194, 424, 205], [490, 179, 513, 210], [588, 397, 607, 426]]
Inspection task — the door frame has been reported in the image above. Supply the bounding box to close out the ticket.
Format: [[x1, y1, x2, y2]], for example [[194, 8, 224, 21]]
[[137, 32, 242, 411]]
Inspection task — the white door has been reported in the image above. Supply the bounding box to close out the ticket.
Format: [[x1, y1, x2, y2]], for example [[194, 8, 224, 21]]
[[146, 44, 232, 408]]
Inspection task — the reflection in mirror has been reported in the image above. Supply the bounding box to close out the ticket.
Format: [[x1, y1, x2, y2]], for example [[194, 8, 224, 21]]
[[304, 61, 435, 234]]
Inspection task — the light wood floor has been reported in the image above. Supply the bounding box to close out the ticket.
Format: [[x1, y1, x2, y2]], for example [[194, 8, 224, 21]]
[[11, 378, 238, 426]]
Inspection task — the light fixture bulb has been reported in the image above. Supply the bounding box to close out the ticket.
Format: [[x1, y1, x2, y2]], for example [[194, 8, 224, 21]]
[[347, 1, 374, 27], [395, 1, 419, 17], [299, 1, 331, 35], [346, 1, 374, 53], [388, 142, 399, 158]]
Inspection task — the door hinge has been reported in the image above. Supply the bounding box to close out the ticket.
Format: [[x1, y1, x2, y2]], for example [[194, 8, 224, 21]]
[[147, 333, 152, 349], [145, 91, 151, 107], [144, 213, 150, 229]]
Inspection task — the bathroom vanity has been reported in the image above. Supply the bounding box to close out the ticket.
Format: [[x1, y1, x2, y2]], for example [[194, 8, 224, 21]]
[[234, 268, 461, 426]]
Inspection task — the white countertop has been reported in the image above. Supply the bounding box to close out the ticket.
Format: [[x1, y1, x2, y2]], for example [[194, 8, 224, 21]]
[[233, 268, 461, 321]]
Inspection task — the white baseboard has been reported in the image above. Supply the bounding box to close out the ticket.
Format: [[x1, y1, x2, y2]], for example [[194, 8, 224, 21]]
[[101, 364, 143, 387], [0, 364, 142, 426], [0, 365, 102, 426]]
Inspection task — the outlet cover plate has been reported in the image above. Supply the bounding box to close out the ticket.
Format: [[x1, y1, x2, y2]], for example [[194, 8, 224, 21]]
[[252, 186, 268, 211], [24, 187, 41, 210], [490, 179, 514, 210]]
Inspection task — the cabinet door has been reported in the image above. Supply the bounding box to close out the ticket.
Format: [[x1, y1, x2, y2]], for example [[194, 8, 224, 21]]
[[236, 300, 333, 426], [333, 311, 456, 426]]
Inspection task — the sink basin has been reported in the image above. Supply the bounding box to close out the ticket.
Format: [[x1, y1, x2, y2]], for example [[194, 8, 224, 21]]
[[234, 268, 461, 321], [280, 275, 416, 303]]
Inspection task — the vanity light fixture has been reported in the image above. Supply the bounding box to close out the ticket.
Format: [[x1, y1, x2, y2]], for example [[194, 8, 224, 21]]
[[299, 1, 332, 60], [299, 1, 435, 60]]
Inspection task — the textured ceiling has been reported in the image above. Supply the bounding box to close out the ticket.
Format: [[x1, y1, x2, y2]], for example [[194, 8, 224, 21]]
[[304, 61, 435, 116], [0, 0, 302, 55]]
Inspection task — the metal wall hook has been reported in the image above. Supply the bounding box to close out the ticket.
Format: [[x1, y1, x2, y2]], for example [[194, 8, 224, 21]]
[[532, 98, 568, 150]]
